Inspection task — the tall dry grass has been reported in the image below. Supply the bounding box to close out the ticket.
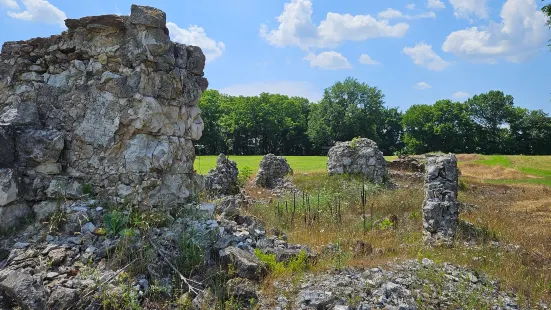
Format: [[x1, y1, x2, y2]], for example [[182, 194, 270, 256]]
[[244, 165, 551, 307]]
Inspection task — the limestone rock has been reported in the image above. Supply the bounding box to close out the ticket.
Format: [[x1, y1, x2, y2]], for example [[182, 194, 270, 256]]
[[226, 277, 258, 301], [0, 169, 18, 206], [204, 154, 239, 198], [0, 202, 31, 232], [47, 287, 79, 309], [0, 4, 208, 206], [16, 129, 64, 167], [46, 177, 83, 199], [0, 271, 47, 309], [219, 246, 267, 280], [422, 154, 460, 247], [0, 126, 15, 167], [255, 154, 293, 188], [130, 4, 167, 28], [327, 138, 387, 184]]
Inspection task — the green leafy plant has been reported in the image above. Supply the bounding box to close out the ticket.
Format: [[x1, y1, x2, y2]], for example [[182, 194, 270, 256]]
[[178, 230, 205, 276], [237, 166, 253, 188], [379, 218, 393, 230], [103, 211, 129, 236], [350, 136, 362, 149], [254, 248, 309, 276], [82, 183, 96, 196]]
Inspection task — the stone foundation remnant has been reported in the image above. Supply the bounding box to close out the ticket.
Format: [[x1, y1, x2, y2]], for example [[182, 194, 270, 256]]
[[422, 154, 460, 247], [387, 155, 425, 173], [0, 4, 208, 228], [204, 154, 239, 198], [255, 154, 293, 188], [327, 138, 387, 184]]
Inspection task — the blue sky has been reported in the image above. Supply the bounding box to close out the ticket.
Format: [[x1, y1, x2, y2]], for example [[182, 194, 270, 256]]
[[1, 0, 550, 113]]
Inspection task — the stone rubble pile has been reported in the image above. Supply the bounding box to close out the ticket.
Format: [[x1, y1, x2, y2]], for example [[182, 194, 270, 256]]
[[327, 138, 388, 184], [255, 154, 293, 188], [259, 259, 520, 309], [422, 154, 460, 247], [388, 155, 425, 173], [0, 4, 208, 232], [204, 154, 239, 198]]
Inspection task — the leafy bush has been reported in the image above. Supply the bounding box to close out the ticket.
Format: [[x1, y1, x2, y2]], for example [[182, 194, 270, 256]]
[[254, 248, 309, 276]]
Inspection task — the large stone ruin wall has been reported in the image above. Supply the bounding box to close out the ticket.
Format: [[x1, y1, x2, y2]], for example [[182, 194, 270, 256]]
[[0, 5, 207, 229]]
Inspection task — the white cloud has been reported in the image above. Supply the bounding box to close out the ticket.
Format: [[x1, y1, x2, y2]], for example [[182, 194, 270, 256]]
[[0, 0, 19, 9], [452, 91, 469, 99], [406, 3, 416, 10], [260, 0, 409, 49], [219, 81, 323, 102], [167, 22, 225, 63], [377, 8, 436, 20], [442, 0, 549, 63], [414, 82, 432, 90], [7, 0, 66, 27], [303, 51, 352, 70], [426, 0, 445, 9], [378, 8, 403, 19], [403, 43, 451, 71], [359, 54, 380, 65], [449, 0, 488, 20]]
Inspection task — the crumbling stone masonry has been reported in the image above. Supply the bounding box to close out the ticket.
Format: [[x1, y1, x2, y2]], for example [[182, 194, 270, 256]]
[[0, 5, 208, 230], [327, 138, 387, 184], [422, 154, 460, 247]]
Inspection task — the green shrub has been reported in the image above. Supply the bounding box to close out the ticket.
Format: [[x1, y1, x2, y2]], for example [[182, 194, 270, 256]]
[[254, 248, 309, 276], [238, 166, 253, 187], [103, 211, 129, 236], [379, 218, 393, 230], [177, 230, 205, 275]]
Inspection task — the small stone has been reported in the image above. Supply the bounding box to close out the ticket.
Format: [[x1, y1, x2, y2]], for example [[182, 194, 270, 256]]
[[13, 242, 30, 249], [421, 258, 434, 266], [81, 222, 96, 234], [45, 272, 59, 279]]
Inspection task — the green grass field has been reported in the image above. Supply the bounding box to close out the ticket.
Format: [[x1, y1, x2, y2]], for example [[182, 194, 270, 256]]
[[196, 154, 551, 187], [470, 155, 551, 186], [194, 156, 327, 174], [195, 155, 397, 174]]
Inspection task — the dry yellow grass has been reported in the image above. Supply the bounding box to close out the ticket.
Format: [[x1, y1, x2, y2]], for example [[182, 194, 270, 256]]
[[459, 162, 536, 180], [244, 159, 551, 307]]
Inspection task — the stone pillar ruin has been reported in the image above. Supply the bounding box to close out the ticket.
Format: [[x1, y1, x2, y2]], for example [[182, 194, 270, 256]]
[[0, 5, 207, 230], [422, 154, 460, 247]]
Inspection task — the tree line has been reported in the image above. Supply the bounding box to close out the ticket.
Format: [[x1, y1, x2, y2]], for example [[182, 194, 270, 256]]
[[197, 77, 551, 156]]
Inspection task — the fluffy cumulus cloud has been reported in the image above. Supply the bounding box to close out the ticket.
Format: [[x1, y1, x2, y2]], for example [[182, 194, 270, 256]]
[[452, 91, 469, 99], [219, 81, 323, 102], [359, 54, 380, 65], [303, 51, 352, 70], [260, 0, 409, 50], [0, 0, 19, 9], [442, 0, 550, 63], [403, 43, 451, 71], [377, 8, 436, 20], [167, 22, 225, 63], [414, 82, 432, 90], [7, 0, 66, 27], [426, 0, 445, 9], [449, 0, 488, 20]]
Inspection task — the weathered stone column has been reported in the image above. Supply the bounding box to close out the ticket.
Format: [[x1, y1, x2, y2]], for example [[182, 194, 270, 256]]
[[422, 154, 459, 247]]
